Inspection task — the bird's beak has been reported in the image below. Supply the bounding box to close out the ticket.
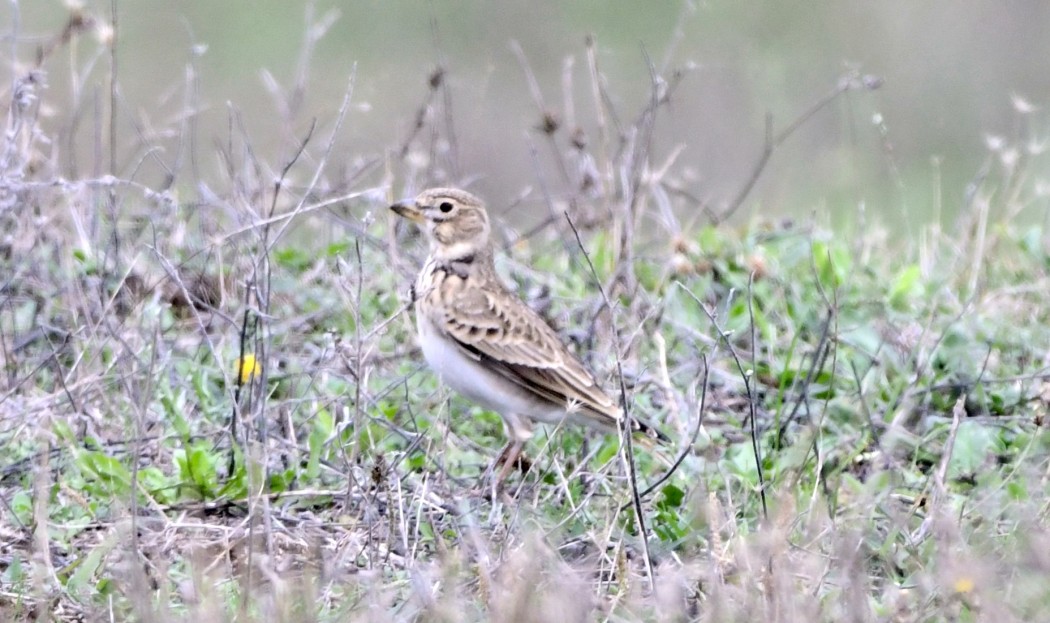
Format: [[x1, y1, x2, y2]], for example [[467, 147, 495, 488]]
[[390, 200, 425, 224]]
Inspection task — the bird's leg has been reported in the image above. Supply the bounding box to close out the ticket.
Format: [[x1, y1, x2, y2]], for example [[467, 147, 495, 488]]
[[476, 441, 513, 493], [495, 440, 526, 485], [476, 440, 528, 497]]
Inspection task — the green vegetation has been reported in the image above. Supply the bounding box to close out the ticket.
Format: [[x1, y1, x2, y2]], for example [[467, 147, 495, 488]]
[[1, 4, 1049, 622]]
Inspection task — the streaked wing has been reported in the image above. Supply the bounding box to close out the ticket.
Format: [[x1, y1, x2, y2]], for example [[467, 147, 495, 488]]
[[427, 280, 622, 426]]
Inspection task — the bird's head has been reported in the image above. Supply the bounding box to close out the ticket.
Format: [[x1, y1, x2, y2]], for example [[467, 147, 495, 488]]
[[391, 188, 491, 261]]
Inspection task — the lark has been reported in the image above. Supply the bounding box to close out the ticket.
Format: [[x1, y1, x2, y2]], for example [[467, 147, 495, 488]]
[[391, 188, 666, 479]]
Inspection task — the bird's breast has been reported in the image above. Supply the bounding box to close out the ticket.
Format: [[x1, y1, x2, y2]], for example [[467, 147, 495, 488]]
[[415, 305, 563, 426]]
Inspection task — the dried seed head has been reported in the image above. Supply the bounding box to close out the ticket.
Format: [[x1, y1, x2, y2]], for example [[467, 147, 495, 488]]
[[538, 111, 560, 135]]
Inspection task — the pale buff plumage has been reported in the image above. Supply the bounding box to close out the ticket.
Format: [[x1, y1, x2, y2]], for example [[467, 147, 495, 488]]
[[391, 188, 666, 472]]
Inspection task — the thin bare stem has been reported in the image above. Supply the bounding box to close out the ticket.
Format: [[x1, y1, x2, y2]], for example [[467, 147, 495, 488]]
[[674, 280, 768, 521], [564, 211, 654, 593], [719, 72, 883, 223], [634, 353, 709, 502]]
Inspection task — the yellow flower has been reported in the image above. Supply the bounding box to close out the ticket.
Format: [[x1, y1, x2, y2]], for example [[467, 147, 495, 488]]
[[235, 354, 261, 385], [953, 576, 975, 594]]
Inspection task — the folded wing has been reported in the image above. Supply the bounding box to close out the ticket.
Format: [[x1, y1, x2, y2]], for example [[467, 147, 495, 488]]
[[428, 282, 623, 427]]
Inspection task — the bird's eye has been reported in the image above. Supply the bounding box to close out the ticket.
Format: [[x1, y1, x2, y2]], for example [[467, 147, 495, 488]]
[[439, 201, 454, 213]]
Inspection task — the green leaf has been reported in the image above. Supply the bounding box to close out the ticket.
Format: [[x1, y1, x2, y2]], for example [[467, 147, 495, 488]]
[[1005, 480, 1028, 501], [161, 389, 192, 440], [275, 247, 313, 272], [306, 414, 329, 482], [325, 241, 352, 257], [407, 452, 427, 471], [2, 555, 26, 585], [269, 468, 296, 493], [588, 230, 614, 280], [63, 535, 115, 599], [11, 491, 32, 526], [657, 484, 686, 511], [594, 438, 619, 466], [139, 467, 176, 505], [218, 462, 248, 499], [635, 260, 663, 292], [53, 419, 75, 443], [419, 521, 435, 542], [696, 226, 724, 255], [888, 264, 922, 308], [175, 442, 221, 498], [812, 241, 850, 289], [948, 422, 997, 479], [76, 451, 132, 495], [725, 444, 760, 485], [189, 446, 218, 491]]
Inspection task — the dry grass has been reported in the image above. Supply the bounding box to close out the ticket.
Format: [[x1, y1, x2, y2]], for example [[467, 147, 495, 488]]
[[1, 4, 1049, 622]]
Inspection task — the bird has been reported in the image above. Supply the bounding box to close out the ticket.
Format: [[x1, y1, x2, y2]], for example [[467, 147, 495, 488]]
[[390, 187, 667, 482]]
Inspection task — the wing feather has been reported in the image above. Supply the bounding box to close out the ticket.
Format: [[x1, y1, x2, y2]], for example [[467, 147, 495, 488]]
[[422, 269, 668, 443], [428, 280, 621, 425]]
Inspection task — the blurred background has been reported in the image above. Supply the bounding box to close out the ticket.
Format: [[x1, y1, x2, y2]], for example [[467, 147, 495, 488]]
[[7, 1, 1050, 235]]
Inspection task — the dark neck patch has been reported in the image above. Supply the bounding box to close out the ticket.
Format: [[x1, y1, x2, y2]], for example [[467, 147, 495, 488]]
[[440, 253, 475, 278]]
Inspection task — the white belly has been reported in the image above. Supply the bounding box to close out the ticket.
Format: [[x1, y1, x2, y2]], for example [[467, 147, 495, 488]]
[[416, 312, 565, 438]]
